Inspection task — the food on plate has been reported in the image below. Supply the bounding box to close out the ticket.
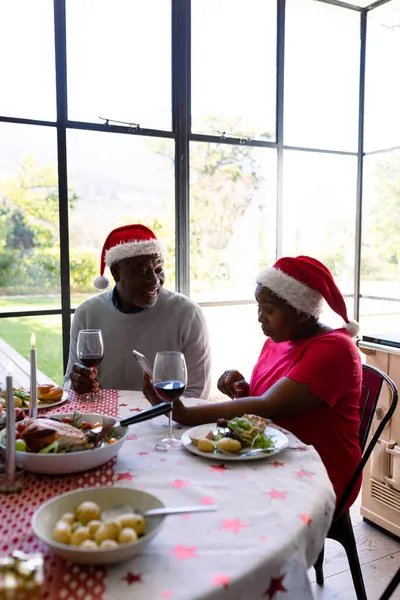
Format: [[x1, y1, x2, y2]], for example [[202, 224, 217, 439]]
[[197, 438, 215, 453], [0, 387, 30, 409], [37, 384, 64, 403], [0, 552, 44, 599], [1, 412, 123, 454], [51, 501, 147, 549], [216, 437, 242, 453], [190, 414, 274, 455]]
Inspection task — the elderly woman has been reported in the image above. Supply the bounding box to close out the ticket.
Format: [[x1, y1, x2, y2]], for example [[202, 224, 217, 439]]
[[144, 255, 362, 512]]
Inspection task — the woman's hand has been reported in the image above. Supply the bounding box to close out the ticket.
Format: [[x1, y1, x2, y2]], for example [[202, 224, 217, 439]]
[[70, 363, 99, 394], [142, 373, 188, 423], [217, 370, 250, 399]]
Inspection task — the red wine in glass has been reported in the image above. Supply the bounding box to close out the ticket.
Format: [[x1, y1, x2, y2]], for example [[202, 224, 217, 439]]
[[79, 355, 104, 369], [154, 380, 186, 402]]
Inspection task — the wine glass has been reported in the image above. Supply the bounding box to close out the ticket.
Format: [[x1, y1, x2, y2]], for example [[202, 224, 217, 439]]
[[153, 351, 187, 450], [77, 329, 104, 401]]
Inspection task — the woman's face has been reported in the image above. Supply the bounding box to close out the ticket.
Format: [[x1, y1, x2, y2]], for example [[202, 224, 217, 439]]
[[255, 285, 306, 343]]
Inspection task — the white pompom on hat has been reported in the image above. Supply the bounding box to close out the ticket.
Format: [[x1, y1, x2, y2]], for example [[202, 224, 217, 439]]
[[93, 224, 165, 290], [256, 255, 360, 337]]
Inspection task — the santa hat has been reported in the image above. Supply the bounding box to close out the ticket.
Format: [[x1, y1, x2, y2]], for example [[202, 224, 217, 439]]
[[93, 224, 165, 290], [256, 255, 360, 337]]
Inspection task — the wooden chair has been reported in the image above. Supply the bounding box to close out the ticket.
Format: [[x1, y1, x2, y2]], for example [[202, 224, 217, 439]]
[[314, 364, 398, 600]]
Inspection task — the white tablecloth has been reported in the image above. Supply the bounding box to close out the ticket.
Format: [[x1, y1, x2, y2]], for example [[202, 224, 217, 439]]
[[106, 391, 336, 600]]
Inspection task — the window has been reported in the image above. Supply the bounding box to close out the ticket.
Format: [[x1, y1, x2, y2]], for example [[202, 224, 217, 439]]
[[66, 0, 172, 130], [282, 150, 357, 327], [364, 3, 400, 151], [0, 123, 60, 303], [284, 0, 360, 151], [0, 315, 63, 385], [189, 144, 277, 300], [191, 0, 276, 140], [360, 150, 400, 333], [67, 130, 175, 306], [0, 0, 56, 121]]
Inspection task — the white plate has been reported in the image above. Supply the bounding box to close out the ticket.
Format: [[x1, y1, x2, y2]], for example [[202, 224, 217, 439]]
[[32, 487, 165, 565], [0, 412, 128, 475], [38, 391, 68, 410], [181, 423, 289, 461]]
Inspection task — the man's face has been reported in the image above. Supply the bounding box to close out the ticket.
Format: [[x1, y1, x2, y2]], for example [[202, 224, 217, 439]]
[[111, 254, 165, 309]]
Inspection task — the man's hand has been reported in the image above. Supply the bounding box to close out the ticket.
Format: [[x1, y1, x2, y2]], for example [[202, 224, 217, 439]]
[[70, 363, 99, 395], [217, 370, 250, 399]]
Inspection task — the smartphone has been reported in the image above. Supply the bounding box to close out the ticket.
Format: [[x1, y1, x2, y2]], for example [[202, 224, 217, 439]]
[[132, 350, 153, 378]]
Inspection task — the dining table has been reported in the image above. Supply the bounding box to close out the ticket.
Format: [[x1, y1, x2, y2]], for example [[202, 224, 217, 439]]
[[0, 389, 336, 600]]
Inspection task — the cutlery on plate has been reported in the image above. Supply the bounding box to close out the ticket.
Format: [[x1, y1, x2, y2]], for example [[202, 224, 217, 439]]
[[102, 504, 218, 521], [89, 402, 172, 440]]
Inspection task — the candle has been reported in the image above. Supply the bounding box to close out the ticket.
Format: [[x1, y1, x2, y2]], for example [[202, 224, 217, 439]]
[[29, 333, 37, 419], [6, 362, 16, 483]]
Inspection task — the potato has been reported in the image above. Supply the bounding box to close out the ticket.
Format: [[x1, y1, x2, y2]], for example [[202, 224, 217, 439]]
[[87, 520, 103, 536], [95, 522, 120, 544], [71, 522, 81, 533], [118, 527, 138, 544], [59, 513, 76, 526], [80, 539, 98, 550], [75, 501, 101, 524], [117, 514, 146, 535], [197, 438, 215, 453], [70, 526, 91, 546], [13, 396, 22, 407], [52, 521, 72, 545], [216, 437, 242, 453], [99, 539, 119, 549]]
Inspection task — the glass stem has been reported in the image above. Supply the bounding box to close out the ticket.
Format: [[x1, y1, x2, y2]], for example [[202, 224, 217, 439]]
[[167, 410, 173, 438]]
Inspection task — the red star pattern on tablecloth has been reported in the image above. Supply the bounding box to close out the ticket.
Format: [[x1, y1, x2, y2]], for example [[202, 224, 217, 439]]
[[119, 403, 128, 407], [170, 544, 198, 561], [129, 407, 142, 412], [169, 479, 190, 490], [210, 463, 229, 473], [299, 512, 312, 525], [161, 591, 172, 598], [127, 433, 141, 441], [220, 518, 248, 533], [137, 451, 149, 456], [201, 496, 216, 505], [267, 489, 287, 500], [115, 472, 136, 481], [264, 575, 287, 598], [123, 572, 142, 585], [273, 461, 285, 468], [212, 573, 232, 589], [295, 468, 315, 478]]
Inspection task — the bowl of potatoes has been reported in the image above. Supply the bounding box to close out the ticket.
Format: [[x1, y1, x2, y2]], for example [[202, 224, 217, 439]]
[[31, 486, 166, 565]]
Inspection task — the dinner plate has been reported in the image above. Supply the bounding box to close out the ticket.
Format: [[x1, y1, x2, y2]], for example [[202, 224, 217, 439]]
[[181, 423, 289, 461], [38, 391, 68, 410]]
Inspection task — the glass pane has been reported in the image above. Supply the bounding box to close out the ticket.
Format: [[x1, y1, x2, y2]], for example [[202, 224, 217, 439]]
[[284, 0, 360, 151], [365, 4, 400, 151], [361, 150, 400, 334], [0, 1, 56, 120], [67, 130, 175, 307], [282, 151, 357, 327], [0, 315, 63, 386], [203, 304, 265, 400], [191, 0, 276, 140], [0, 123, 60, 306], [66, 0, 171, 130], [190, 143, 277, 300]]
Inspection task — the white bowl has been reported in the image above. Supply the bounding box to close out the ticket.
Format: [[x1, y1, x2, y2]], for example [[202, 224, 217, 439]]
[[0, 413, 127, 475], [32, 487, 165, 565]]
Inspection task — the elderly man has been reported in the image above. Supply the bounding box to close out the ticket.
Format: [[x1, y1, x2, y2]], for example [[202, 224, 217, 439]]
[[64, 224, 211, 398]]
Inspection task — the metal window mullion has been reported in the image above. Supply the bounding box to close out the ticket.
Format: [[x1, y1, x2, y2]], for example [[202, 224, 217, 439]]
[[276, 0, 286, 260], [53, 0, 71, 374], [354, 11, 367, 322], [172, 0, 190, 296]]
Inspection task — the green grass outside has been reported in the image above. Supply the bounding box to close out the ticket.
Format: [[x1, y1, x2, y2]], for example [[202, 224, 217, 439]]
[[0, 295, 92, 386]]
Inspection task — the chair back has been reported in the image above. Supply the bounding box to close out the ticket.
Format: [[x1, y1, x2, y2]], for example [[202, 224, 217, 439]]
[[334, 363, 398, 518]]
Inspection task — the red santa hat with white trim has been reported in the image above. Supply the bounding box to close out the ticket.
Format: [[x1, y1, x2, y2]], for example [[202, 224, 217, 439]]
[[93, 224, 165, 290], [256, 255, 360, 337]]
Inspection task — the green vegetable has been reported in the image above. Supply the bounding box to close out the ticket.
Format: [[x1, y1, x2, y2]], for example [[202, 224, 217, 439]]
[[251, 433, 273, 450], [15, 439, 27, 452], [228, 417, 252, 431], [39, 440, 59, 454]]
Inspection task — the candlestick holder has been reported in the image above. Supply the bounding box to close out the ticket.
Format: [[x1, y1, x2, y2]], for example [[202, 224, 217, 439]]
[[0, 463, 24, 493]]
